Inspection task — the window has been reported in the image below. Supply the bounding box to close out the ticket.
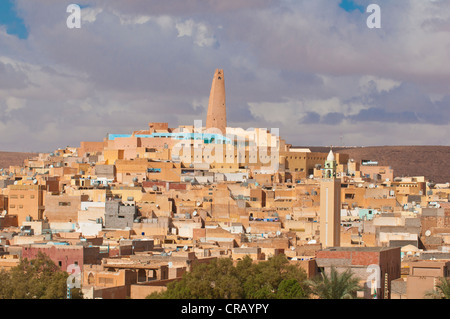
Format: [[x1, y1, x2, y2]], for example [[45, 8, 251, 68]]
[[10, 195, 18, 199], [20, 195, 24, 199], [88, 273, 95, 285], [30, 195, 35, 199], [9, 205, 15, 209], [58, 261, 62, 267]]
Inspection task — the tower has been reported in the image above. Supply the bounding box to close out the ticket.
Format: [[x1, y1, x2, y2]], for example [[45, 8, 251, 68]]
[[206, 69, 227, 135], [319, 149, 341, 248]]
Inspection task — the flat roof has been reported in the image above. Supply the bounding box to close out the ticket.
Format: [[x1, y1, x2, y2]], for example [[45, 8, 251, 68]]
[[321, 246, 399, 252]]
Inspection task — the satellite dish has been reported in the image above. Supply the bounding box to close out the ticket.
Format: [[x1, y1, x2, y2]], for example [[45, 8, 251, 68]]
[[425, 230, 431, 237], [168, 262, 173, 268], [276, 231, 281, 236], [183, 245, 188, 251]]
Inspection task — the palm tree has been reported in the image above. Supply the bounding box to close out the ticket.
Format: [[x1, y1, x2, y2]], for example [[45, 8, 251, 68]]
[[425, 277, 450, 299], [307, 267, 361, 299]]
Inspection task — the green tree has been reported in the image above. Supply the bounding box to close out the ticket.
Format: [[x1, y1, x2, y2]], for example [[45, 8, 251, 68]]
[[241, 254, 305, 299], [147, 254, 310, 299], [0, 269, 13, 298], [0, 252, 70, 299], [306, 267, 361, 299], [276, 279, 306, 299], [148, 257, 243, 299], [425, 277, 450, 299]]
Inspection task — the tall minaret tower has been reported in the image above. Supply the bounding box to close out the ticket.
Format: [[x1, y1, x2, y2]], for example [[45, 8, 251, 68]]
[[206, 69, 227, 135], [319, 148, 341, 248]]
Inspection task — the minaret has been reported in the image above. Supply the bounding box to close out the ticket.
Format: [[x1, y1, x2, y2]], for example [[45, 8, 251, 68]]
[[206, 69, 227, 135], [319, 148, 341, 248], [324, 148, 337, 179]]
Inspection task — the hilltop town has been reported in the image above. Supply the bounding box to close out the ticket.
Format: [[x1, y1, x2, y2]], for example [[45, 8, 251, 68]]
[[0, 69, 449, 299]]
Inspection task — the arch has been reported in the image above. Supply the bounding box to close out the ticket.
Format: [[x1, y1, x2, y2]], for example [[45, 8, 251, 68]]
[[87, 272, 95, 285]]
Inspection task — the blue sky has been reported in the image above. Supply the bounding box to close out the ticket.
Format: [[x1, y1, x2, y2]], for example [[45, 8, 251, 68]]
[[0, 0, 28, 39], [339, 0, 365, 13]]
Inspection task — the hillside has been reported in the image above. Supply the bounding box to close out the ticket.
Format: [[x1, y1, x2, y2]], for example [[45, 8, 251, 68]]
[[0, 146, 449, 183], [0, 151, 37, 169], [305, 146, 450, 183]]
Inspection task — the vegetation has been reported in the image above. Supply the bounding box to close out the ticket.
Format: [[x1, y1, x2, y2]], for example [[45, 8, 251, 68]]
[[0, 252, 81, 299], [306, 267, 361, 299], [146, 254, 310, 299], [425, 277, 450, 299]]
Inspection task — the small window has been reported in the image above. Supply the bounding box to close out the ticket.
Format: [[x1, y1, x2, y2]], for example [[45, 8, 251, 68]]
[[59, 202, 71, 206]]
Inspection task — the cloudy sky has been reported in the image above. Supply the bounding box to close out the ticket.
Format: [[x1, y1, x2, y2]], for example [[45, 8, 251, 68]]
[[0, 0, 449, 152]]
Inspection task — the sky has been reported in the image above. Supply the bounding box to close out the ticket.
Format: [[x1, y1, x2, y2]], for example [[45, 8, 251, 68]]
[[0, 0, 449, 152]]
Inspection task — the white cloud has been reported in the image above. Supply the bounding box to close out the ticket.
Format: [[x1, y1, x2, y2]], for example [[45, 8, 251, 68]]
[[114, 11, 152, 25], [5, 97, 26, 113], [0, 0, 449, 151], [358, 76, 402, 93], [248, 99, 303, 124], [175, 19, 217, 47], [82, 7, 103, 23]]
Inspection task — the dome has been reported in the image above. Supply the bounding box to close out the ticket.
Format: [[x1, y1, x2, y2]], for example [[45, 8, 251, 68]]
[[327, 149, 335, 161]]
